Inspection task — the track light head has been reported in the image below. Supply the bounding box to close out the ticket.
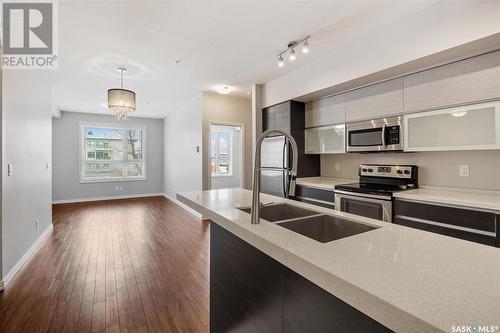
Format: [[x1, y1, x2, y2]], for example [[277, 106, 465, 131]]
[[289, 48, 296, 61], [302, 39, 309, 54], [278, 55, 284, 67]]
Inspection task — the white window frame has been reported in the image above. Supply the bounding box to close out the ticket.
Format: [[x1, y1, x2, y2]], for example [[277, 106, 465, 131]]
[[210, 128, 233, 178], [79, 122, 147, 183]]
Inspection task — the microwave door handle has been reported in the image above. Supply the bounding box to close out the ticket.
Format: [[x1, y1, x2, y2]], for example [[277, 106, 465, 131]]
[[381, 124, 386, 146]]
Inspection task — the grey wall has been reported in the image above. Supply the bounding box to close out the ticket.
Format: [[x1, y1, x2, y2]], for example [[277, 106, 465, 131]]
[[164, 95, 203, 199], [52, 112, 164, 201], [321, 150, 500, 191], [202, 92, 252, 190], [2, 70, 53, 279]]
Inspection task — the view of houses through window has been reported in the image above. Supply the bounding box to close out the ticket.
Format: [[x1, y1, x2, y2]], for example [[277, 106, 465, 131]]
[[81, 124, 145, 182], [210, 129, 232, 176]]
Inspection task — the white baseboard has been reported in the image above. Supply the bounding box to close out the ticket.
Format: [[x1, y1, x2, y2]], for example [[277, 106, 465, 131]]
[[1, 223, 53, 290], [163, 194, 202, 220], [52, 193, 165, 204]]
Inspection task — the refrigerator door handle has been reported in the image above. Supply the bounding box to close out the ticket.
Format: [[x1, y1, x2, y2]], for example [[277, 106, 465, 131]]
[[283, 139, 290, 197]]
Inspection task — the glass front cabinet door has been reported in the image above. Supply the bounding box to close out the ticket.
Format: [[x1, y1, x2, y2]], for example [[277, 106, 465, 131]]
[[404, 102, 500, 151], [305, 124, 346, 154]]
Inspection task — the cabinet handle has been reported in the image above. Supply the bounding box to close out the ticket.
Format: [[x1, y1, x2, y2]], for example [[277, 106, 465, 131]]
[[394, 215, 496, 237]]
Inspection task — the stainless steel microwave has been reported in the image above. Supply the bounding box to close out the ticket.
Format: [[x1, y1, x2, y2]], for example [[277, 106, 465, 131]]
[[347, 116, 403, 152]]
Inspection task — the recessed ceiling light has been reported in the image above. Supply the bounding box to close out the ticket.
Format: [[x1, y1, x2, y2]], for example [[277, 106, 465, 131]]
[[451, 110, 468, 117], [246, 91, 251, 95], [216, 85, 232, 95]]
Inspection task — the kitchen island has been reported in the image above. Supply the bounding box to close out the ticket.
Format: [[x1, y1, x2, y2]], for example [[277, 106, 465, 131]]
[[177, 188, 500, 333]]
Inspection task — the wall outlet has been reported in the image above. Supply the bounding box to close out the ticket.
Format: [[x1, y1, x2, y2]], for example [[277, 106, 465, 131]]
[[459, 164, 470, 177], [35, 219, 39, 230], [334, 162, 341, 172], [115, 185, 124, 191]]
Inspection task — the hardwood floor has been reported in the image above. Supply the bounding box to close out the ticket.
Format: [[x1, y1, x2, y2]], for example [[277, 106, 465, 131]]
[[0, 196, 209, 333]]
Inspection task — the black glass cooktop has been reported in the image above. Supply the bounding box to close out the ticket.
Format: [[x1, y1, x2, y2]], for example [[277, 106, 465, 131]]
[[335, 182, 411, 197]]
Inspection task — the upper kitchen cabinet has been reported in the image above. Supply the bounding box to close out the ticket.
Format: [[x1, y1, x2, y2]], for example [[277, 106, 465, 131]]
[[404, 50, 500, 113], [305, 124, 345, 154], [262, 100, 320, 177], [345, 78, 404, 122], [305, 94, 345, 128], [405, 101, 500, 151], [262, 102, 294, 133]]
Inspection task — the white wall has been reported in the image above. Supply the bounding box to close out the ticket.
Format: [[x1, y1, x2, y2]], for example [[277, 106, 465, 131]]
[[52, 112, 164, 202], [163, 95, 203, 199], [2, 70, 53, 280], [263, 2, 500, 107], [321, 151, 500, 191]]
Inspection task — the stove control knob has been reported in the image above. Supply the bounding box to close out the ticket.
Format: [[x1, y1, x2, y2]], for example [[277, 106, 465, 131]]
[[397, 170, 403, 174], [403, 170, 411, 175], [368, 168, 373, 173], [362, 168, 368, 172]]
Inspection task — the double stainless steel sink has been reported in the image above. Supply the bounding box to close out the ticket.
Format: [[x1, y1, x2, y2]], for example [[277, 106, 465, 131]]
[[237, 203, 378, 243]]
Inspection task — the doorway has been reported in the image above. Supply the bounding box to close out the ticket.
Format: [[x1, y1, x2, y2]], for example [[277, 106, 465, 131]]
[[209, 123, 244, 190]]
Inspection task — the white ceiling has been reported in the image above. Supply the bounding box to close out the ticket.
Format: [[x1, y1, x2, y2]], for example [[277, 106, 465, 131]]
[[54, 0, 472, 119]]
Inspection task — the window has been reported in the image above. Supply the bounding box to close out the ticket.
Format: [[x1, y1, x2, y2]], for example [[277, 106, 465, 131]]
[[80, 123, 146, 182], [210, 131, 232, 176]]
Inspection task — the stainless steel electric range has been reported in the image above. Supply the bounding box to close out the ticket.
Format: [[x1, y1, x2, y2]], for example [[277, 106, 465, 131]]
[[334, 164, 418, 222]]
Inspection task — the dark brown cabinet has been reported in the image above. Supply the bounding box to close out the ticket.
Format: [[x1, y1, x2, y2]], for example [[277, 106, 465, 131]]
[[262, 101, 320, 178], [283, 268, 391, 333], [293, 185, 335, 209], [394, 199, 497, 247], [210, 222, 392, 333], [497, 215, 500, 248], [210, 222, 283, 333]]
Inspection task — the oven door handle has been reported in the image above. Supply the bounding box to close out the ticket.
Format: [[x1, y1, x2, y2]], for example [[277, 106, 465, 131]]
[[334, 190, 391, 201], [381, 124, 386, 146]]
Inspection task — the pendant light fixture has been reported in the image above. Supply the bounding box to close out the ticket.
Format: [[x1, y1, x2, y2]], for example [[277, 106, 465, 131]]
[[108, 67, 136, 120]]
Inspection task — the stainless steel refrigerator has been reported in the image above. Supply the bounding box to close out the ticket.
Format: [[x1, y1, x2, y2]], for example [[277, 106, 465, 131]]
[[260, 135, 291, 197]]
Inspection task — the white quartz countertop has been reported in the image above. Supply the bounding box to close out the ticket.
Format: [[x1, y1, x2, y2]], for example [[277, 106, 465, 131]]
[[177, 188, 500, 333], [394, 187, 500, 212], [296, 177, 354, 190]]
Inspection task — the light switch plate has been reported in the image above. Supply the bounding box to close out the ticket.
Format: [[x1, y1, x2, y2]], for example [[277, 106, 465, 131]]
[[459, 164, 469, 177]]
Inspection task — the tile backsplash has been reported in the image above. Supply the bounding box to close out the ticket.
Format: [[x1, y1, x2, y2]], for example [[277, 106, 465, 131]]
[[321, 150, 500, 191]]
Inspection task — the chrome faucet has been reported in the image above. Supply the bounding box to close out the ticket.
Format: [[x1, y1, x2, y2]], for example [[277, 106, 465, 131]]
[[251, 129, 298, 224]]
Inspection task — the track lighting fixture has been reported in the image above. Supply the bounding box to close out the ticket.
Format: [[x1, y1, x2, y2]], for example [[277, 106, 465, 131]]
[[276, 35, 310, 67]]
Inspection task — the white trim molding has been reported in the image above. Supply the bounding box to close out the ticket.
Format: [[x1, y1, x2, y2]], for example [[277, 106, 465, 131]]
[[167, 194, 203, 220], [52, 192, 165, 204], [1, 224, 53, 290]]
